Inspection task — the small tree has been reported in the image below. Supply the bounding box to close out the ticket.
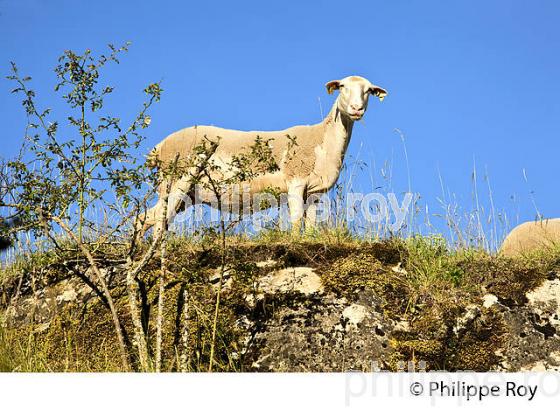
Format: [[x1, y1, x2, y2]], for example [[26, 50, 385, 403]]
[[1, 43, 281, 372], [1, 43, 162, 370]]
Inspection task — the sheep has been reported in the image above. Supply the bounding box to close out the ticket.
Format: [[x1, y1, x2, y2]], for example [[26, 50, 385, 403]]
[[139, 75, 387, 234], [500, 218, 560, 257]]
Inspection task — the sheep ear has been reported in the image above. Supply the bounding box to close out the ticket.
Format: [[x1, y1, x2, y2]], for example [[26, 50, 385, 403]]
[[325, 80, 341, 95], [369, 85, 388, 102]]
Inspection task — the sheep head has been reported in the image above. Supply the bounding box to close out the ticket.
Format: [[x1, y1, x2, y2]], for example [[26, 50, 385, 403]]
[[325, 76, 387, 121]]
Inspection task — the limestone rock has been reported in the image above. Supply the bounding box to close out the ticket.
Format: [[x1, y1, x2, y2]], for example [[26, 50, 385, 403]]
[[491, 278, 560, 371], [259, 267, 323, 296], [482, 294, 498, 309], [342, 304, 368, 326], [244, 291, 394, 371]]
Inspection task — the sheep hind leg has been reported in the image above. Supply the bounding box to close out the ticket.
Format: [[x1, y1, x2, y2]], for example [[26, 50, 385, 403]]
[[136, 188, 169, 237], [136, 206, 157, 237], [138, 175, 194, 237], [154, 176, 196, 235]]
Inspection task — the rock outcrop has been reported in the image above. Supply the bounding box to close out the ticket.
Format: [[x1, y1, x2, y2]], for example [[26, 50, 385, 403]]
[[2, 242, 559, 372]]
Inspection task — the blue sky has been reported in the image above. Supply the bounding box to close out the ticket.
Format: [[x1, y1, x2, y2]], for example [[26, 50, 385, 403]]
[[1, 0, 559, 239]]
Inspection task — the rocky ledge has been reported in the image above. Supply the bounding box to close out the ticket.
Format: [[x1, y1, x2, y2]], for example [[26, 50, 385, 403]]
[[3, 250, 559, 372]]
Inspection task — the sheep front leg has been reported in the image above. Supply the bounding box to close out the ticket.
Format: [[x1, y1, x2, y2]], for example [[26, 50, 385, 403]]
[[304, 192, 325, 233], [287, 181, 305, 236], [305, 201, 317, 233]]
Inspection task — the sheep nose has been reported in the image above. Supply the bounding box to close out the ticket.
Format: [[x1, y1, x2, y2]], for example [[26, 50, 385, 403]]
[[350, 104, 363, 111]]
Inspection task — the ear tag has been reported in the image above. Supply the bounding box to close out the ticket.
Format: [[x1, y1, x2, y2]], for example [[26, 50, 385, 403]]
[[378, 95, 385, 102]]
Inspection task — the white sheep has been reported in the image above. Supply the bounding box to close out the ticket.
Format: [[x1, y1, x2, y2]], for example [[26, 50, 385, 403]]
[[139, 76, 387, 234], [500, 218, 560, 257]]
